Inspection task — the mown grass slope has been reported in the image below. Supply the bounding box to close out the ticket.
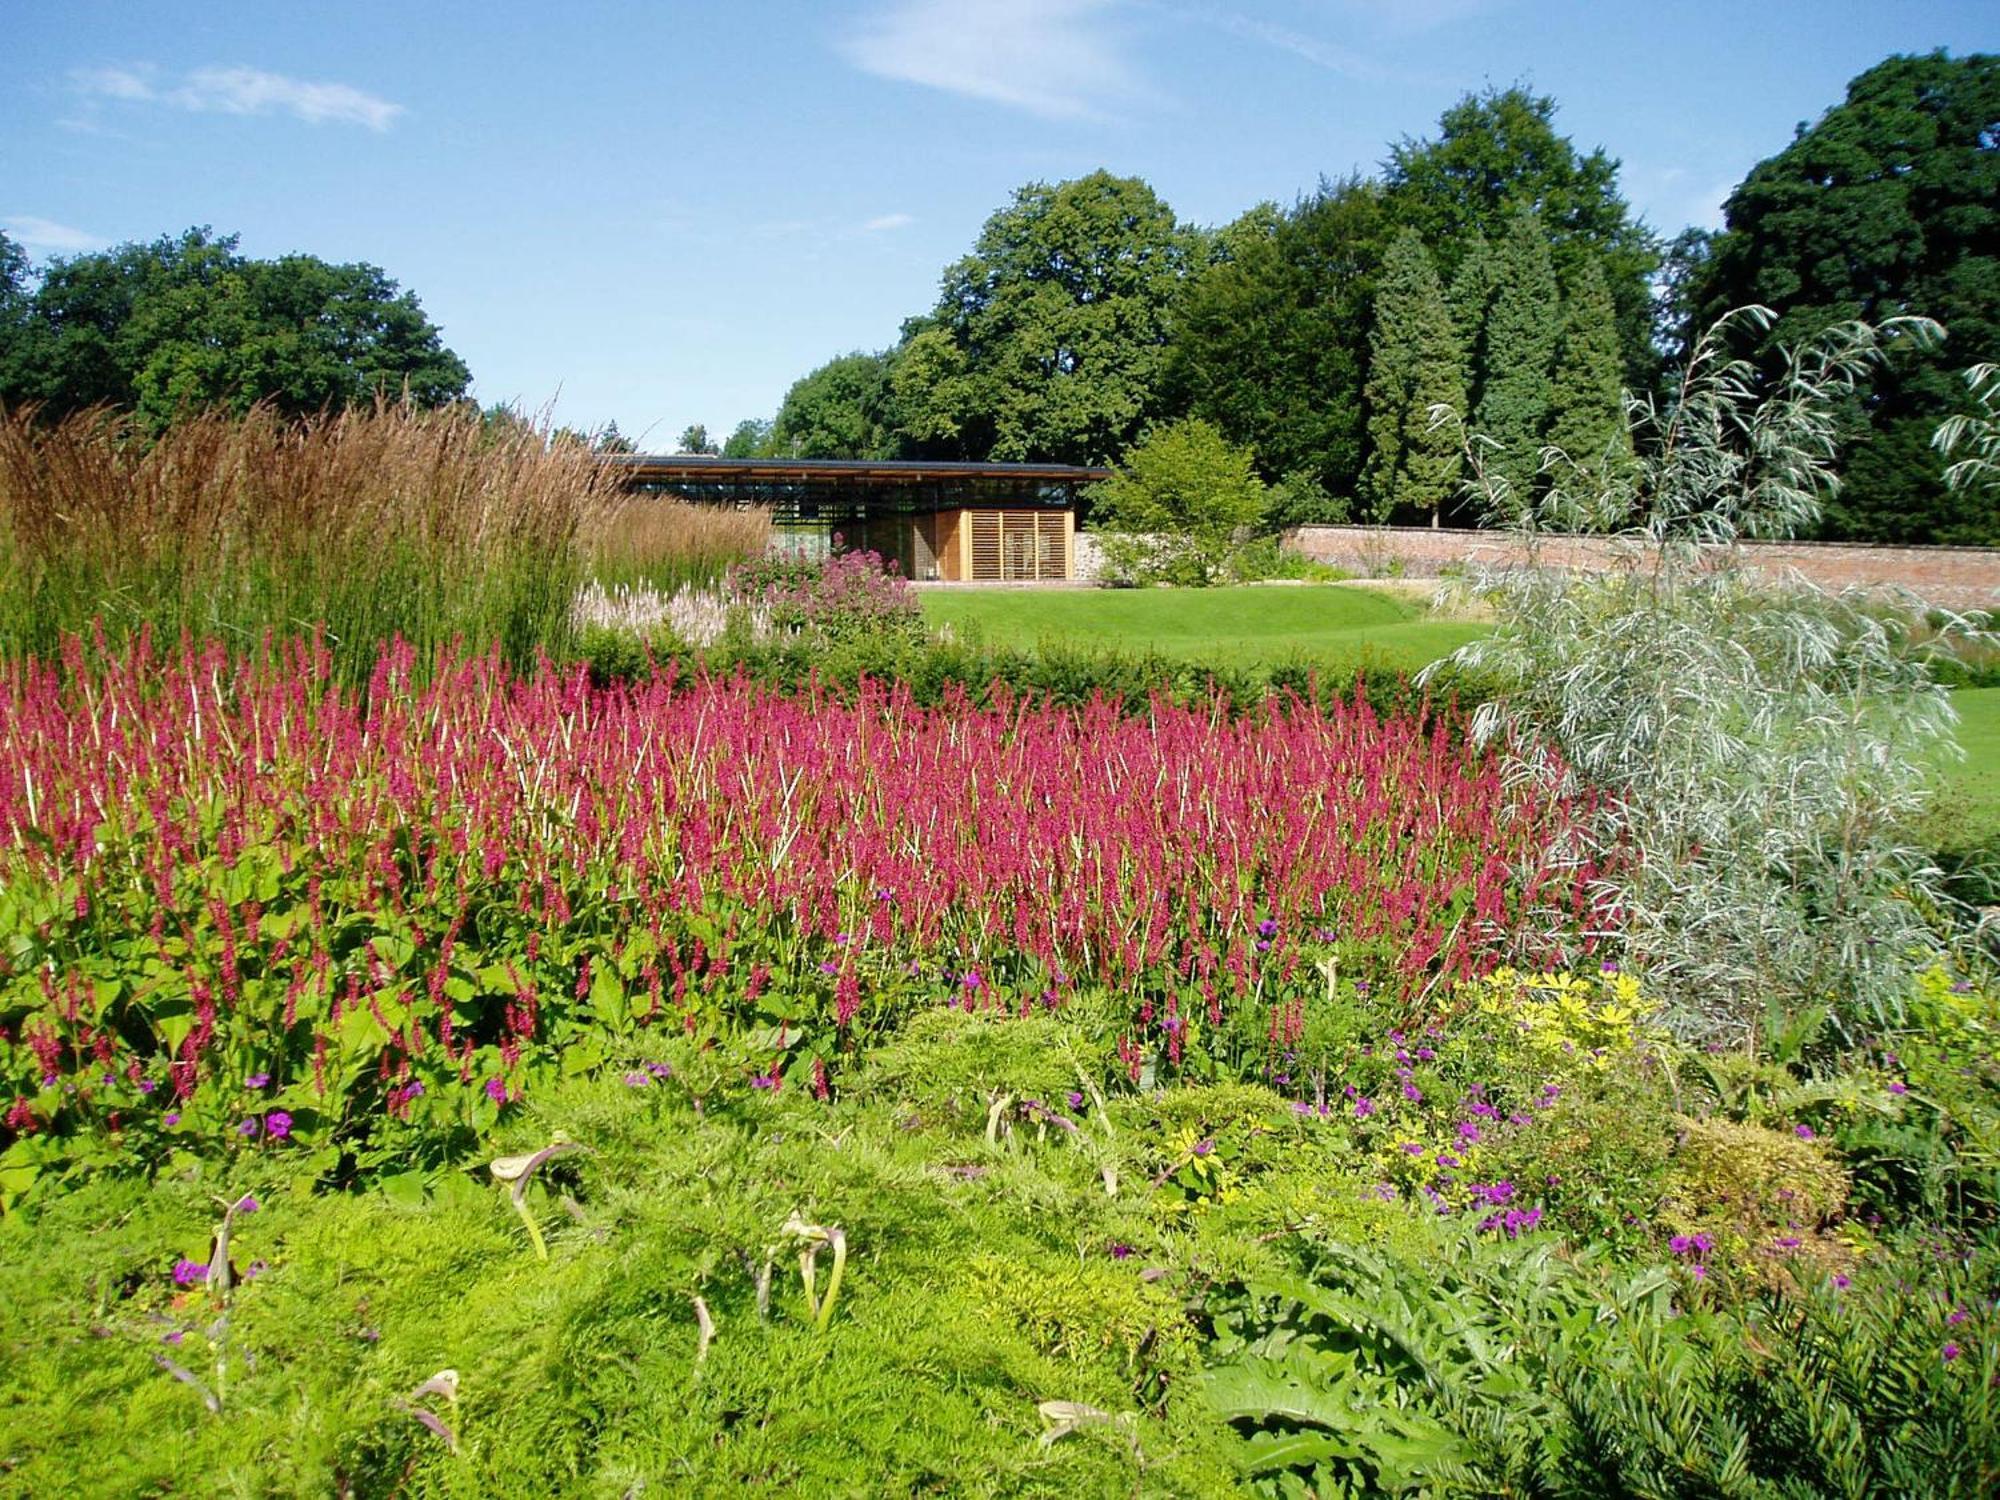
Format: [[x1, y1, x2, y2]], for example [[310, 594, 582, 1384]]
[[920, 584, 1486, 673]]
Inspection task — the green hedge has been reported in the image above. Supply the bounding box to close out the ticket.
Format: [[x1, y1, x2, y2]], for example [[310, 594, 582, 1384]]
[[569, 627, 1506, 724]]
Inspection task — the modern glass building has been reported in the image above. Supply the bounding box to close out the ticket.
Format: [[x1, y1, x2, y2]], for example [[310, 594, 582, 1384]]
[[603, 455, 1108, 582]]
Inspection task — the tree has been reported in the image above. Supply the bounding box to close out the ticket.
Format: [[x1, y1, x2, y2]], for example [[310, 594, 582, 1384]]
[[0, 228, 469, 424], [1546, 259, 1633, 488], [895, 171, 1198, 465], [1164, 178, 1393, 501], [1695, 51, 2000, 545], [1445, 232, 1497, 416], [1362, 230, 1464, 526], [1090, 417, 1267, 585], [722, 418, 772, 458], [0, 231, 32, 399], [595, 421, 636, 455], [1385, 87, 1660, 390], [676, 423, 719, 455], [1474, 207, 1563, 504], [1651, 227, 1714, 368], [770, 352, 894, 459]]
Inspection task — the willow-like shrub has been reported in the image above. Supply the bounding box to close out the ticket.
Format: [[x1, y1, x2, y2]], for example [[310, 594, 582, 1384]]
[[1427, 308, 1992, 1038]]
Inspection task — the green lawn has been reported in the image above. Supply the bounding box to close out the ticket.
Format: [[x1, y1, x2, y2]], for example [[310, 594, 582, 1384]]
[[921, 583, 1487, 673], [1934, 686, 2000, 854]]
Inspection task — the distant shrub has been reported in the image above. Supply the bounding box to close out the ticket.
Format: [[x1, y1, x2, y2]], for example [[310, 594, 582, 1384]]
[[1089, 419, 1268, 586], [723, 542, 925, 645]]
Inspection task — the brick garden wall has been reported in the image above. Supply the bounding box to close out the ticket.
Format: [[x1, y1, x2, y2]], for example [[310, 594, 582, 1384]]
[[1284, 526, 2000, 612]]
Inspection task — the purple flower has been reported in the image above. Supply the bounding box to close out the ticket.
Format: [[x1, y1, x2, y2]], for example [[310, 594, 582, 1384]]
[[1402, 1141, 1424, 1155], [1775, 1236, 1801, 1250], [1833, 1273, 1851, 1289], [243, 1259, 268, 1280], [1437, 1152, 1461, 1169], [172, 1258, 209, 1288], [1192, 1138, 1215, 1158], [623, 1071, 651, 1087], [1457, 1121, 1482, 1144], [1067, 1091, 1085, 1110], [1257, 919, 1278, 938], [163, 1329, 184, 1345], [1948, 1307, 1969, 1326], [485, 1077, 509, 1104], [137, 1079, 157, 1095], [246, 1073, 270, 1090], [1402, 1084, 1424, 1102], [1795, 1124, 1815, 1140], [648, 1062, 674, 1079], [961, 970, 983, 992], [1108, 1243, 1134, 1260], [1943, 1343, 1961, 1363], [1415, 1047, 1435, 1061], [163, 1112, 180, 1127], [750, 1072, 780, 1090], [234, 1194, 260, 1214], [236, 1117, 261, 1138], [264, 1111, 292, 1140], [818, 961, 839, 975], [1888, 1080, 1908, 1096], [1354, 1097, 1375, 1119]]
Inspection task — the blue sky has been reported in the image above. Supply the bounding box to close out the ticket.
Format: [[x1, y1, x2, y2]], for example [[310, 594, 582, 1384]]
[[4, 2, 1993, 444]]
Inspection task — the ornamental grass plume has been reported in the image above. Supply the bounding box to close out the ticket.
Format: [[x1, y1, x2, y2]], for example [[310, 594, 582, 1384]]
[[0, 401, 622, 680]]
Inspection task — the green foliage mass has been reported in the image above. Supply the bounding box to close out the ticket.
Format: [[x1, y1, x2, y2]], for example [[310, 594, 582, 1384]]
[[770, 350, 897, 459], [896, 172, 1198, 465], [5, 965, 1997, 1495], [1545, 258, 1635, 485], [0, 227, 469, 426], [1384, 85, 1661, 390], [1165, 178, 1391, 500], [1696, 50, 2000, 546], [1362, 229, 1465, 525], [1088, 419, 1269, 585], [1473, 207, 1563, 505]]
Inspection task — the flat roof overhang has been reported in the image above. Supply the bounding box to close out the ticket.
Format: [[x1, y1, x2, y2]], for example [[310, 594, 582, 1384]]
[[603, 455, 1111, 486]]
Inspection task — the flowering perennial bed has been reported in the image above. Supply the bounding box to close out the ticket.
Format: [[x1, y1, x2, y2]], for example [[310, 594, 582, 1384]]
[[0, 635, 1604, 1188]]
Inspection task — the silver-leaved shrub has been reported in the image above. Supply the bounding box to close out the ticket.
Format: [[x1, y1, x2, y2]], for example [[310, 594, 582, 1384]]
[[1427, 307, 1989, 1038]]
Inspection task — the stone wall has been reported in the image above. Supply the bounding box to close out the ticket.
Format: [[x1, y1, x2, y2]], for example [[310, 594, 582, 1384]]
[[1284, 525, 2000, 612]]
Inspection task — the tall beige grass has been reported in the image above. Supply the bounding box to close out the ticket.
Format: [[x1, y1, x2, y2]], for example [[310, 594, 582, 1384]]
[[586, 494, 772, 593], [0, 402, 624, 676]]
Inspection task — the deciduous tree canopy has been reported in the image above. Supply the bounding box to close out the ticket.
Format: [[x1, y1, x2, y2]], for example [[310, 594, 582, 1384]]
[[0, 228, 469, 425], [1696, 51, 2000, 545], [895, 171, 1198, 465]]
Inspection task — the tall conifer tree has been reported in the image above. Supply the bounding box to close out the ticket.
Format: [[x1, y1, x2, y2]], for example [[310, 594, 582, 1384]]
[[1546, 259, 1632, 495], [1363, 230, 1465, 525], [1475, 207, 1562, 505], [1446, 232, 1496, 415]]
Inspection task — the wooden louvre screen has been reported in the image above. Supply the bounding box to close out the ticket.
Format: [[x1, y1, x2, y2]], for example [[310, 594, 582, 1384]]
[[970, 512, 1002, 578], [962, 509, 1070, 581]]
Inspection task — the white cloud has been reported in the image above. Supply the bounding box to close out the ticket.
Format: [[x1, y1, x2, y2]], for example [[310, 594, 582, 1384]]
[[839, 0, 1145, 121], [861, 212, 915, 232], [2, 215, 107, 253], [1187, 7, 1387, 80], [70, 63, 404, 131], [1337, 0, 1494, 29]]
